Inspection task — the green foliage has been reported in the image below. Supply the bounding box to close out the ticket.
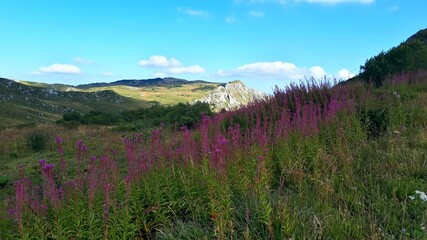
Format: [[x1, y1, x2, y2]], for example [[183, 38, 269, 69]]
[[1, 73, 427, 239], [62, 112, 83, 122], [124, 102, 213, 128], [359, 106, 390, 137], [191, 85, 217, 92], [58, 102, 213, 130], [25, 130, 50, 152], [360, 40, 427, 86], [56, 112, 83, 129], [0, 175, 12, 190], [81, 110, 121, 125], [168, 102, 213, 128]]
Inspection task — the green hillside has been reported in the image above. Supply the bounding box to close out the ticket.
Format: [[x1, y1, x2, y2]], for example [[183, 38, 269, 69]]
[[407, 28, 427, 45], [0, 78, 148, 127], [17, 77, 222, 106], [81, 81, 220, 105], [1, 71, 426, 239], [358, 28, 427, 86], [3, 77, 260, 127]]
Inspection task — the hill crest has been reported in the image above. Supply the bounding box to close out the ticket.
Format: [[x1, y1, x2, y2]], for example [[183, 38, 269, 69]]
[[76, 77, 219, 89]]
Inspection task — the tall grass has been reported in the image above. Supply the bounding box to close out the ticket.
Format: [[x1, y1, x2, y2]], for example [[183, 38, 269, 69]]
[[1, 73, 426, 239]]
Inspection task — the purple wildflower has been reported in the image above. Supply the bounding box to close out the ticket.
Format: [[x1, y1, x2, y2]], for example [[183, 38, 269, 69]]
[[42, 163, 60, 210], [39, 159, 46, 168], [56, 137, 66, 180]]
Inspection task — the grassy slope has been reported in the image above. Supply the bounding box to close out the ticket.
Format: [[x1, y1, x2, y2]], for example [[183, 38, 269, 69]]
[[82, 82, 220, 105], [0, 73, 425, 239], [17, 79, 221, 105], [2, 79, 221, 126], [17, 80, 80, 92], [0, 79, 149, 127]]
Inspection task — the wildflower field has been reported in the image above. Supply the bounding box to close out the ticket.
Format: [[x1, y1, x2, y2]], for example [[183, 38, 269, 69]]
[[1, 73, 426, 239]]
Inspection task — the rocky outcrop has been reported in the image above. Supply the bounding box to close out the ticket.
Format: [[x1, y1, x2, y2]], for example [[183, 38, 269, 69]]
[[195, 80, 265, 111]]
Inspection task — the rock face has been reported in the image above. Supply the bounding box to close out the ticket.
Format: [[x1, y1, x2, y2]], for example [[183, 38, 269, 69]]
[[195, 80, 265, 111]]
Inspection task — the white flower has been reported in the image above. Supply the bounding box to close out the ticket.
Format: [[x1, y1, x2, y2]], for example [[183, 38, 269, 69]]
[[409, 196, 415, 200], [415, 190, 427, 202]]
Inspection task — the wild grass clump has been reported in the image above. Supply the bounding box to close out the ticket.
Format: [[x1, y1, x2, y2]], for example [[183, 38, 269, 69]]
[[1, 73, 426, 239], [24, 130, 50, 152]]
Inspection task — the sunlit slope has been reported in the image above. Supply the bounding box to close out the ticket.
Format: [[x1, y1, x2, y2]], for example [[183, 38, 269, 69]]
[[82, 82, 220, 105], [0, 78, 147, 127]]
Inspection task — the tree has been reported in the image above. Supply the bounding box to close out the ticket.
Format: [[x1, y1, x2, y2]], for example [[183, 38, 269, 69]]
[[359, 40, 427, 87]]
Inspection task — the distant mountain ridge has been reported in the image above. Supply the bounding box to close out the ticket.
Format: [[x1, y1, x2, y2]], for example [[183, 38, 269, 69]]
[[76, 77, 218, 89], [1, 77, 264, 127]]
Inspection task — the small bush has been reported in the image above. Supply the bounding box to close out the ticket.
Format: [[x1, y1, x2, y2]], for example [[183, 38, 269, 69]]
[[25, 130, 50, 152], [62, 112, 83, 122], [82, 110, 121, 125], [360, 107, 390, 137]]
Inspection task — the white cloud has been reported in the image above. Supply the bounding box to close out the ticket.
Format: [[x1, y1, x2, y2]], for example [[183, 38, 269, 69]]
[[167, 65, 206, 74], [218, 61, 304, 79], [138, 55, 181, 68], [38, 64, 82, 74], [216, 61, 339, 80], [139, 56, 205, 75], [177, 7, 210, 17], [310, 66, 327, 79], [249, 10, 265, 17], [236, 62, 302, 78], [74, 57, 94, 65], [337, 68, 355, 80], [101, 72, 113, 77]]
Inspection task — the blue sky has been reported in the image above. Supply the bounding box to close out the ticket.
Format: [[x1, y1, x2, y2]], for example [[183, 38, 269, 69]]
[[0, 0, 426, 93]]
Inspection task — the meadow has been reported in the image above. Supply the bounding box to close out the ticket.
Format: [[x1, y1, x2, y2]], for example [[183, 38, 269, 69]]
[[80, 82, 220, 105], [0, 72, 426, 239]]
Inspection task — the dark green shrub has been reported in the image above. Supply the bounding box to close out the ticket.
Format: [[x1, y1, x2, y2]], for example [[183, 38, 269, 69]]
[[167, 102, 213, 128], [62, 112, 83, 122], [82, 110, 120, 125], [25, 130, 50, 152], [360, 107, 390, 137], [116, 102, 212, 130]]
